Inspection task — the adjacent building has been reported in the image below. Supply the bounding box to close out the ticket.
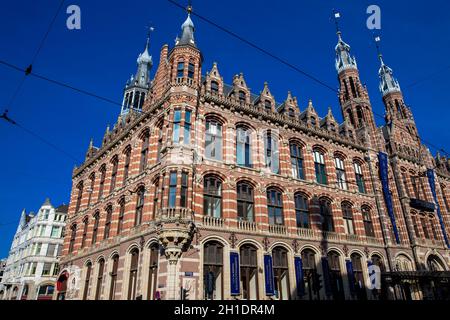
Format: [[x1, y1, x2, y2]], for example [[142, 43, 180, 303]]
[[0, 199, 68, 300], [56, 8, 450, 301]]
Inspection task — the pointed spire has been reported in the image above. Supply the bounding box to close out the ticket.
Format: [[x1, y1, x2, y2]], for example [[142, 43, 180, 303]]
[[176, 3, 196, 47], [375, 36, 401, 96], [133, 27, 153, 88], [333, 10, 357, 73]]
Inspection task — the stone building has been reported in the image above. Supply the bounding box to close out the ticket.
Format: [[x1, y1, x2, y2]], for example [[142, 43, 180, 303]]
[[56, 8, 450, 301], [0, 199, 68, 300]]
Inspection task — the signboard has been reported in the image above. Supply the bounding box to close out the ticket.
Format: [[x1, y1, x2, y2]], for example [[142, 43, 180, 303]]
[[427, 169, 450, 248], [230, 252, 240, 295], [264, 255, 275, 296], [294, 256, 305, 297]]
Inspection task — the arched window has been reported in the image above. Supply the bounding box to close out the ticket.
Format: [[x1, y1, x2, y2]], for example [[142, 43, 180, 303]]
[[205, 118, 223, 160], [88, 173, 95, 206], [75, 181, 83, 213], [82, 262, 92, 300], [95, 259, 105, 300], [314, 150, 327, 185], [203, 176, 222, 218], [356, 106, 364, 127], [240, 244, 258, 300], [362, 206, 375, 237], [288, 108, 295, 118], [237, 182, 254, 222], [420, 214, 430, 239], [395, 255, 413, 271], [341, 202, 354, 235], [37, 284, 54, 300], [346, 109, 355, 127], [135, 187, 145, 226], [236, 126, 252, 168], [411, 211, 420, 238], [156, 121, 163, 162], [123, 147, 131, 183], [320, 198, 334, 232], [109, 255, 119, 300], [140, 131, 150, 173], [110, 156, 118, 192], [176, 61, 184, 78], [128, 248, 139, 300], [147, 244, 159, 300], [294, 193, 309, 229], [267, 188, 283, 226], [310, 116, 317, 127], [69, 224, 77, 253], [203, 241, 223, 300], [98, 165, 106, 200], [350, 253, 367, 300], [272, 247, 290, 300], [117, 198, 125, 234], [264, 100, 272, 112], [290, 142, 305, 180], [264, 130, 280, 174], [238, 91, 246, 103], [371, 255, 385, 272], [349, 77, 357, 98], [354, 162, 366, 193], [188, 62, 195, 79], [301, 249, 319, 300], [104, 206, 112, 239], [327, 251, 344, 300], [335, 157, 347, 190], [211, 81, 219, 94], [152, 178, 160, 218], [81, 217, 88, 248], [429, 215, 438, 240], [92, 212, 100, 244], [427, 255, 446, 271]]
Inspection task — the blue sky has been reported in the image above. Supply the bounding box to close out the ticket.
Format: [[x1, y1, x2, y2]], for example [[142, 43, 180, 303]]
[[0, 0, 449, 257]]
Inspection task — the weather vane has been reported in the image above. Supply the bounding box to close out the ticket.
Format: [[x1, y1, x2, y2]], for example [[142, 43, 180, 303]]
[[333, 9, 341, 35]]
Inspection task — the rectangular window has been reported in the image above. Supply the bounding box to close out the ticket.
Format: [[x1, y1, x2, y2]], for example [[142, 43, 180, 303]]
[[173, 109, 181, 143], [39, 226, 46, 237], [265, 131, 280, 174], [46, 244, 57, 257], [236, 128, 251, 168], [205, 121, 223, 160], [188, 63, 195, 79], [168, 172, 177, 207], [184, 110, 191, 145], [354, 163, 366, 194], [181, 172, 188, 207], [177, 62, 184, 78], [314, 151, 327, 185], [42, 263, 52, 276], [51, 226, 60, 238], [335, 158, 347, 190]]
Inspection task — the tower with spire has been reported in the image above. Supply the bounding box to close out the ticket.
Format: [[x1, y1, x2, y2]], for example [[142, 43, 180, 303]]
[[120, 29, 153, 116], [334, 12, 378, 147]]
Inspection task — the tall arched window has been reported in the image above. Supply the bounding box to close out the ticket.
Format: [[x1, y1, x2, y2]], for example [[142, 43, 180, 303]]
[[350, 253, 367, 300], [98, 165, 106, 200], [411, 211, 420, 238], [168, 171, 177, 208], [140, 131, 150, 173], [181, 172, 188, 208], [240, 244, 258, 300], [320, 198, 334, 232], [75, 181, 83, 213], [117, 198, 125, 234], [301, 249, 319, 300], [203, 241, 223, 300], [203, 176, 222, 218], [420, 214, 430, 239], [267, 188, 283, 226], [188, 62, 195, 79], [264, 130, 280, 174], [354, 162, 366, 193], [82, 262, 92, 300], [341, 202, 355, 235], [314, 150, 327, 185], [429, 215, 438, 240], [92, 212, 100, 244], [68, 224, 77, 253], [147, 244, 159, 300], [81, 217, 88, 248], [356, 106, 364, 127], [236, 126, 251, 168], [88, 173, 95, 206], [95, 259, 105, 300], [156, 121, 163, 162], [135, 187, 145, 226], [109, 255, 119, 300], [362, 206, 375, 237], [173, 109, 181, 143], [176, 60, 184, 78], [237, 182, 254, 222], [104, 206, 112, 239], [335, 157, 347, 190], [294, 193, 309, 228], [272, 247, 290, 300], [123, 147, 131, 183], [327, 251, 344, 300], [128, 248, 139, 300], [290, 142, 305, 180], [264, 99, 271, 112], [205, 119, 223, 160], [110, 156, 118, 192]]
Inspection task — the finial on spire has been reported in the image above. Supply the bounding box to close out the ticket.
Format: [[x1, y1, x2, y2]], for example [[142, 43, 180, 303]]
[[187, 0, 193, 14], [374, 35, 384, 65], [333, 10, 342, 39]]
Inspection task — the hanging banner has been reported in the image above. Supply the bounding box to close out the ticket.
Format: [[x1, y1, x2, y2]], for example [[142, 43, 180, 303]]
[[264, 255, 275, 296], [378, 152, 401, 244], [426, 169, 450, 248], [346, 260, 356, 295], [230, 252, 240, 295], [321, 257, 332, 297], [367, 261, 381, 290], [294, 256, 305, 297]]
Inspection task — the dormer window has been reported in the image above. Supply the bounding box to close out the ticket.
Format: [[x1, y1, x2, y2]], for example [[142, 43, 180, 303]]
[[288, 108, 295, 118], [211, 81, 219, 94], [238, 91, 246, 103], [330, 124, 336, 133], [264, 100, 272, 112], [310, 116, 316, 126]]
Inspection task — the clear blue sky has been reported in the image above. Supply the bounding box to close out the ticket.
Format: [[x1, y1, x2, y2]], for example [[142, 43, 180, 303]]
[[1, 0, 449, 257]]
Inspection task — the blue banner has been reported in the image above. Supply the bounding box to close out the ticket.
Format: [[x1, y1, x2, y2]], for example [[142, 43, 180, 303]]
[[230, 252, 240, 295], [264, 255, 275, 296], [321, 257, 332, 297], [378, 152, 401, 244], [294, 256, 305, 297], [426, 169, 450, 248], [346, 259, 355, 295]]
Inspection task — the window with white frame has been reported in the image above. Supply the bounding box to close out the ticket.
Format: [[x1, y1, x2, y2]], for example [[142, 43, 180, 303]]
[[335, 157, 347, 190]]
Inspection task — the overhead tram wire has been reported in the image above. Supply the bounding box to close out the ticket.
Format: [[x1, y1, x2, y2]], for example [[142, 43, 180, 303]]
[[167, 0, 449, 157]]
